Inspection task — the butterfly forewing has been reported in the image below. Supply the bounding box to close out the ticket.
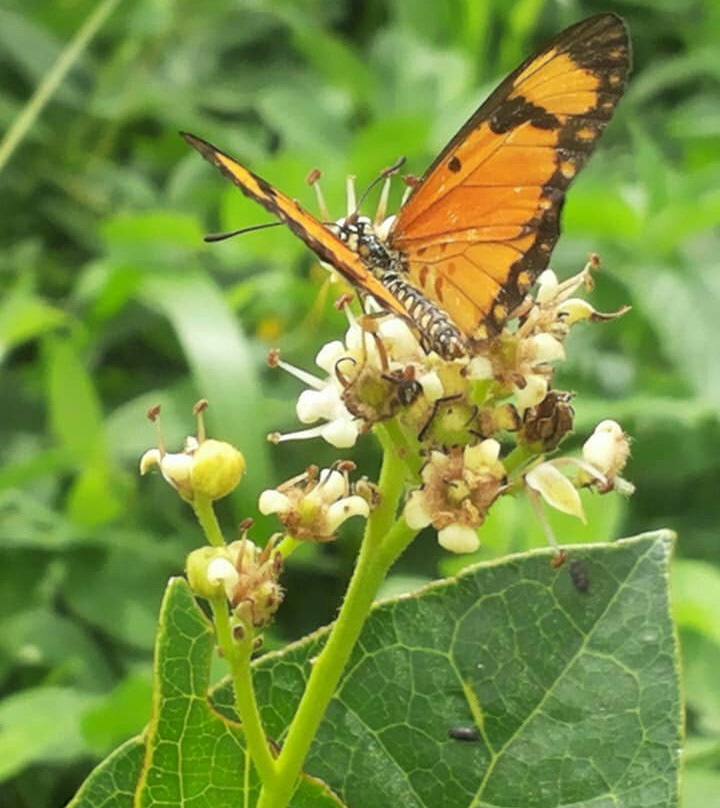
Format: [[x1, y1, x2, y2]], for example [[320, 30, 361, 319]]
[[181, 132, 408, 320], [389, 13, 631, 345]]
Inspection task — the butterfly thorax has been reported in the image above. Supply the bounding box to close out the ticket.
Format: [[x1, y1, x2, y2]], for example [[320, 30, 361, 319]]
[[338, 217, 466, 359]]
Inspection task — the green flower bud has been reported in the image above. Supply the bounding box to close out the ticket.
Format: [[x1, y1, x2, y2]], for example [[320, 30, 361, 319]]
[[190, 439, 246, 501]]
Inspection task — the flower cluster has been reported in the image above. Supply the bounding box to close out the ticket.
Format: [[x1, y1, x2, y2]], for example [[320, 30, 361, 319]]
[[263, 174, 633, 553]]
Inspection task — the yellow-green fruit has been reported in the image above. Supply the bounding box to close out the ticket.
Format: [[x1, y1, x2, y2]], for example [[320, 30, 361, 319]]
[[190, 439, 246, 500]]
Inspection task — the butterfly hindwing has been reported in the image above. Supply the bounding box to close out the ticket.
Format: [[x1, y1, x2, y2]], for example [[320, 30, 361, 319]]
[[389, 13, 631, 345], [181, 132, 408, 319]]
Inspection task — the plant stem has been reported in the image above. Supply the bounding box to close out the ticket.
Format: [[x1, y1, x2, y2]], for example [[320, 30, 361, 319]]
[[193, 494, 225, 547], [255, 447, 416, 808], [211, 599, 277, 784], [0, 0, 122, 175]]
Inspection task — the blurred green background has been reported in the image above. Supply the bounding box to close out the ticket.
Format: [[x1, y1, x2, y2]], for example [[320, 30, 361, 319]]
[[1, 0, 719, 805]]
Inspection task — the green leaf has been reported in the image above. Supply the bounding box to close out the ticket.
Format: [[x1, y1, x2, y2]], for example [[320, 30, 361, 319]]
[[228, 532, 678, 808], [68, 579, 346, 807], [45, 336, 106, 464], [68, 535, 680, 807], [44, 336, 122, 525], [0, 275, 66, 362], [0, 686, 96, 782]]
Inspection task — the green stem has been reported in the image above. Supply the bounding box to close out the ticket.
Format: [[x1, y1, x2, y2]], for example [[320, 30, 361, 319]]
[[256, 447, 416, 808], [211, 600, 277, 784], [368, 423, 413, 544], [275, 535, 301, 559], [503, 443, 537, 476], [0, 0, 122, 175], [193, 494, 225, 547]]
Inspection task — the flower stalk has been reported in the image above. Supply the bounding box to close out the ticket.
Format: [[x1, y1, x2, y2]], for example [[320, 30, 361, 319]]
[[256, 444, 416, 808]]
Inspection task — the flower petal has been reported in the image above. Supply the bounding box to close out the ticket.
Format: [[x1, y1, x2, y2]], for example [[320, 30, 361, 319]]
[[525, 462, 586, 522], [258, 490, 292, 515], [514, 374, 548, 411], [320, 418, 360, 448], [325, 496, 370, 532], [438, 524, 480, 554], [403, 490, 432, 530]]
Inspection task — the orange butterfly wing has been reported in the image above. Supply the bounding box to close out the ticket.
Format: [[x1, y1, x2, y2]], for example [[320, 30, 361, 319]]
[[389, 13, 631, 346], [180, 132, 408, 320]]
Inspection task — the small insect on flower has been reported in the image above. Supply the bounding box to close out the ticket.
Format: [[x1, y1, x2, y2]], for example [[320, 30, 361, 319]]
[[448, 726, 481, 742], [569, 559, 590, 594]]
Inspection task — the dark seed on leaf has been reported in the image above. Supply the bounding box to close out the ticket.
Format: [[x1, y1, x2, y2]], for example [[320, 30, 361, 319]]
[[448, 726, 480, 741]]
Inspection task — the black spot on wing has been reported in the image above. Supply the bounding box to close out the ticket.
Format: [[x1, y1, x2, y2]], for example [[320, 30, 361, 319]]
[[448, 156, 462, 172], [489, 95, 561, 134]]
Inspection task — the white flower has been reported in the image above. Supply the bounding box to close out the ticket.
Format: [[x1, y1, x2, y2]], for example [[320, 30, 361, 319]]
[[583, 420, 628, 477], [402, 441, 505, 552], [259, 466, 370, 542], [268, 307, 448, 446], [581, 420, 633, 494]]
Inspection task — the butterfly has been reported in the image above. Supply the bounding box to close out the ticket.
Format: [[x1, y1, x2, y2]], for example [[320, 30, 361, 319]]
[[182, 13, 630, 359]]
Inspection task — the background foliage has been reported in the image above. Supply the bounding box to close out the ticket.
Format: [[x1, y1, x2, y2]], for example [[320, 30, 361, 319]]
[[0, 0, 718, 806]]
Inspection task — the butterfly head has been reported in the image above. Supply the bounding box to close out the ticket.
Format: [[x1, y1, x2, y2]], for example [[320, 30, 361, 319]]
[[334, 215, 391, 271]]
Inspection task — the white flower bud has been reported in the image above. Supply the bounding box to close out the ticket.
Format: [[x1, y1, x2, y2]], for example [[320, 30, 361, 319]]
[[306, 469, 346, 504], [296, 388, 339, 423], [438, 524, 480, 554], [159, 452, 195, 497], [560, 298, 595, 325], [377, 318, 419, 359], [375, 214, 396, 241], [525, 462, 586, 522], [140, 449, 162, 475]]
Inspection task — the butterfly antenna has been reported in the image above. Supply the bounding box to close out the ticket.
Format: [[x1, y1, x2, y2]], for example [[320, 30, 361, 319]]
[[349, 156, 406, 224], [203, 221, 283, 243], [306, 169, 331, 221]]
